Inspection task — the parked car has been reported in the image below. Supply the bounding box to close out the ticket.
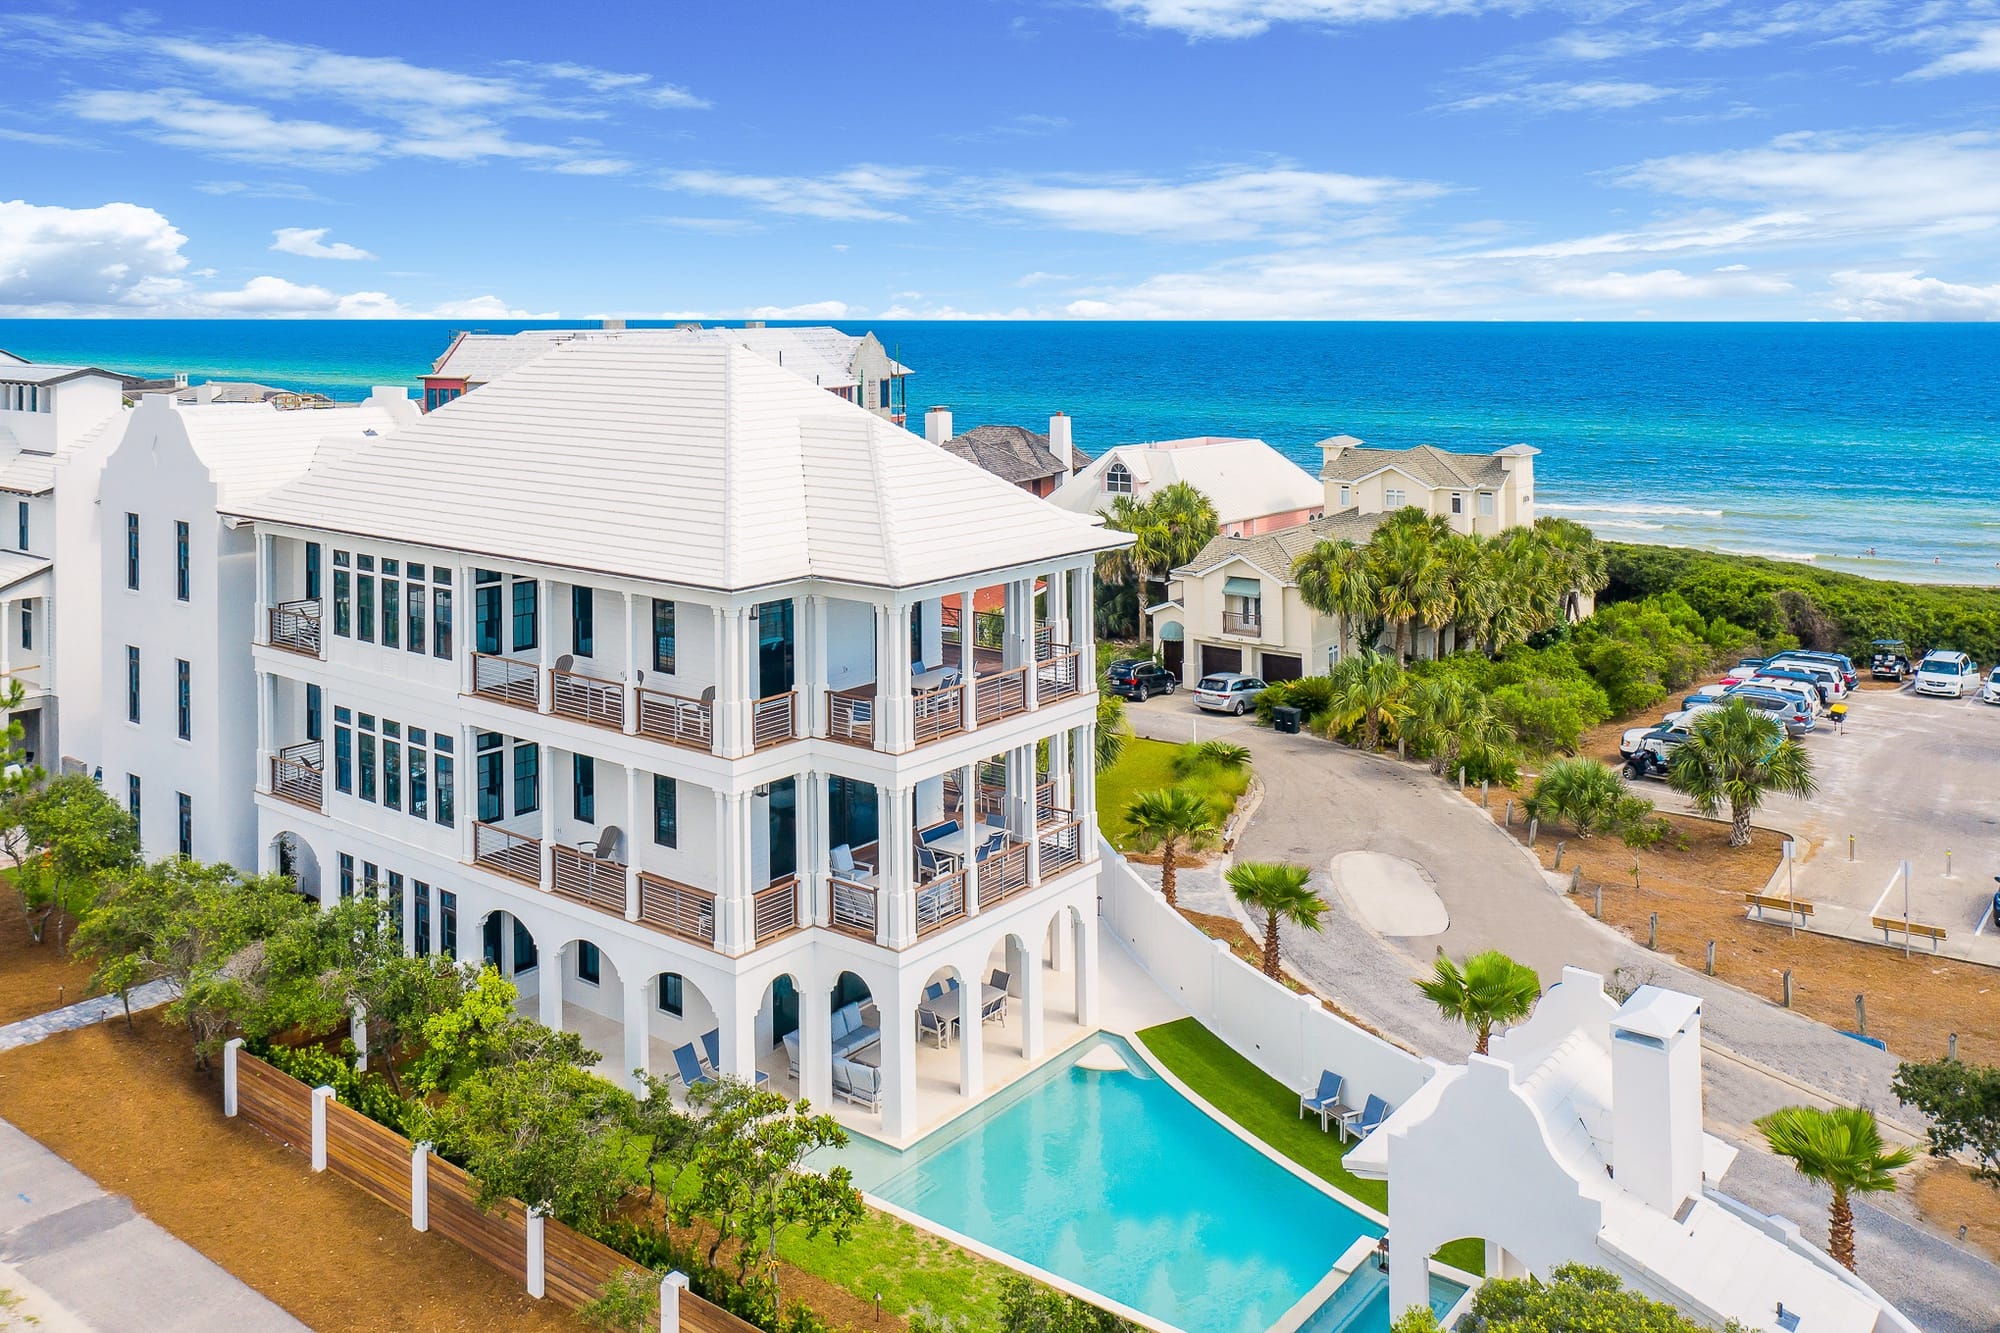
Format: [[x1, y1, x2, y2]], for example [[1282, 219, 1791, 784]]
[[1723, 657, 1769, 682], [1980, 666, 2000, 705], [1193, 673, 1268, 714], [1915, 650, 1977, 698], [1624, 724, 1693, 778], [1105, 659, 1179, 702], [1762, 660, 1845, 703], [1780, 650, 1857, 689], [1743, 677, 1824, 718], [1682, 685, 1734, 710], [1727, 686, 1817, 734], [1870, 639, 1911, 681]]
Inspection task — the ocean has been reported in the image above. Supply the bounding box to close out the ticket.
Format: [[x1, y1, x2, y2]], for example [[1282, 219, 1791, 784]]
[[4, 319, 1996, 586]]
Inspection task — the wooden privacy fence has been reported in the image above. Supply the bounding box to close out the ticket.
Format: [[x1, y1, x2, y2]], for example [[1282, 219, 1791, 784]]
[[221, 1039, 749, 1332]]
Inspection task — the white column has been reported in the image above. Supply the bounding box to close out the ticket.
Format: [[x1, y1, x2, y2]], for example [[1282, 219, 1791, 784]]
[[0, 597, 13, 689], [624, 765, 642, 921], [882, 782, 914, 948], [540, 943, 565, 1028], [623, 973, 650, 1094], [222, 1038, 242, 1115], [800, 972, 832, 1107], [1020, 942, 1045, 1061], [806, 595, 830, 738], [1023, 575, 1040, 712], [410, 1142, 431, 1231], [719, 986, 757, 1081], [310, 1085, 333, 1171], [525, 1207, 546, 1298], [499, 912, 517, 976], [957, 976, 983, 1097], [1076, 908, 1098, 1027], [661, 1273, 689, 1333], [802, 771, 827, 927], [957, 586, 980, 732], [1073, 726, 1098, 859], [254, 669, 273, 787], [622, 591, 640, 735], [254, 534, 273, 645], [880, 975, 920, 1141], [884, 601, 914, 752], [960, 761, 981, 918], [459, 725, 479, 865], [538, 744, 556, 890], [536, 578, 555, 715]]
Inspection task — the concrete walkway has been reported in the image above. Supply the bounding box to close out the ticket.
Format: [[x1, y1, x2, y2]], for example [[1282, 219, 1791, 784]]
[[1125, 701, 2000, 1333], [0, 981, 176, 1054]]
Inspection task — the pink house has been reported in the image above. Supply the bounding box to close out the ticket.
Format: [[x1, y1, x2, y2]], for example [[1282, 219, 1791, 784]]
[[1048, 435, 1323, 535]]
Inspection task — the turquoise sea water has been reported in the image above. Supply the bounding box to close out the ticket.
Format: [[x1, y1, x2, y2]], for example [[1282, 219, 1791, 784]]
[[3, 319, 1995, 585], [829, 1035, 1388, 1333]]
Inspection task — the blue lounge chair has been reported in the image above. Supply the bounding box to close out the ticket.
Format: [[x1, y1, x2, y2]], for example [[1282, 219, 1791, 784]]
[[1345, 1093, 1391, 1142], [698, 1028, 769, 1086], [1298, 1071, 1353, 1132], [673, 1043, 714, 1091]]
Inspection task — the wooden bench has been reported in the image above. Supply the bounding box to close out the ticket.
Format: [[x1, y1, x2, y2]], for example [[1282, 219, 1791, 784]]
[[1744, 892, 1814, 923], [1871, 915, 1947, 950]]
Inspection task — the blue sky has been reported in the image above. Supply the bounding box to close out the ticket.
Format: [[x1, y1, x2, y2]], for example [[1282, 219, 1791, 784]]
[[3, 1, 1999, 319]]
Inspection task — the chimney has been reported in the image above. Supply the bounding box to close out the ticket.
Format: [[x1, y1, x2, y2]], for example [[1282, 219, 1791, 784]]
[[924, 406, 953, 445], [1610, 987, 1705, 1215], [1048, 412, 1073, 471], [1318, 433, 1361, 468], [173, 372, 189, 389], [191, 382, 217, 404]]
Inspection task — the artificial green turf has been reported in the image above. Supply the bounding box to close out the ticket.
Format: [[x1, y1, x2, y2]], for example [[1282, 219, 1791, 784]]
[[1136, 1017, 1485, 1277], [1095, 738, 1252, 852]]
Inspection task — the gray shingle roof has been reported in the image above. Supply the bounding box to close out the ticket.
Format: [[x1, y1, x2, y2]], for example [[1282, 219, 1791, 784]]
[[1175, 509, 1387, 585], [1319, 442, 1509, 489], [938, 424, 1080, 485]]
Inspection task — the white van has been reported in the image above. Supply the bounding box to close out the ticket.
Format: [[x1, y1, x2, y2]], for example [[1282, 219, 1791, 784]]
[[1915, 650, 1976, 698]]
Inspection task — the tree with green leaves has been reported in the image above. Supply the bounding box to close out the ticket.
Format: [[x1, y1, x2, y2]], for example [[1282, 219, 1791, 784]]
[[1891, 1057, 2000, 1190], [1095, 693, 1130, 773], [1099, 483, 1218, 640], [410, 965, 528, 1095], [1667, 697, 1817, 847], [1123, 787, 1220, 908], [1225, 861, 1327, 979], [1392, 1262, 1742, 1332], [1416, 951, 1541, 1055], [995, 1274, 1138, 1333], [1294, 537, 1377, 662], [577, 1266, 662, 1333], [1529, 758, 1627, 838], [1322, 651, 1410, 752], [626, 1070, 722, 1220], [16, 770, 139, 947], [1404, 676, 1515, 781], [1756, 1104, 1914, 1273]]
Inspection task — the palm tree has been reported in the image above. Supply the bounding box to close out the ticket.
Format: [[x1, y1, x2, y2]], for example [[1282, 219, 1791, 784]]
[[1530, 757, 1627, 837], [1099, 484, 1218, 641], [1294, 537, 1376, 662], [1416, 951, 1541, 1055], [1226, 861, 1327, 978], [1124, 788, 1220, 907], [1534, 516, 1610, 623], [1666, 697, 1817, 847], [1367, 512, 1449, 660], [1323, 651, 1411, 752], [1095, 693, 1130, 773], [1756, 1105, 1914, 1273], [1406, 677, 1515, 779]]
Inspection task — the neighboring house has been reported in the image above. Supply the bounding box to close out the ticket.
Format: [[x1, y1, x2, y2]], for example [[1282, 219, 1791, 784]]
[[1155, 436, 1543, 682], [83, 390, 417, 868], [228, 337, 1119, 1143], [1048, 436, 1323, 537], [421, 322, 913, 423], [121, 376, 336, 408], [1348, 968, 1912, 1333], [921, 408, 1087, 498]]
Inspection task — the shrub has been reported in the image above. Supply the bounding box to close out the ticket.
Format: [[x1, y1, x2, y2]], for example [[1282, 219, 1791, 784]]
[[1491, 679, 1603, 754], [1253, 675, 1337, 726], [259, 1040, 411, 1132], [1173, 739, 1251, 775], [1531, 759, 1627, 837]]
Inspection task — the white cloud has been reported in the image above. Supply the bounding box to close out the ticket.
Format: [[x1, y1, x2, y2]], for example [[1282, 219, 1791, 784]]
[[155, 36, 520, 110], [196, 180, 328, 202], [1543, 267, 1793, 301], [526, 60, 709, 107], [1443, 81, 1688, 113], [744, 300, 852, 319], [1905, 25, 2000, 78], [1015, 271, 1077, 286], [271, 226, 374, 260], [664, 166, 926, 222], [1098, 0, 1524, 39], [1825, 269, 2000, 320], [0, 199, 191, 311], [874, 303, 1038, 320], [69, 89, 384, 167], [193, 278, 546, 318], [1480, 211, 1814, 260], [995, 165, 1447, 241], [649, 216, 766, 235]]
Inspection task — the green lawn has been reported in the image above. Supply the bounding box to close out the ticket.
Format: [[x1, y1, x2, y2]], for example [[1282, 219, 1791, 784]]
[[1136, 1018, 1484, 1277], [779, 1206, 1017, 1326], [1096, 737, 1252, 852]]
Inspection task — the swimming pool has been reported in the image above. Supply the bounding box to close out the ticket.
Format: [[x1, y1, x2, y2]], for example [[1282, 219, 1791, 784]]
[[829, 1034, 1390, 1333]]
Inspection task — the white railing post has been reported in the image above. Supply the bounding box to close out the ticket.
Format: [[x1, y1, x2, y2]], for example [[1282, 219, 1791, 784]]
[[310, 1085, 334, 1171], [411, 1142, 431, 1231], [661, 1271, 689, 1333], [525, 1206, 547, 1298], [222, 1037, 242, 1116]]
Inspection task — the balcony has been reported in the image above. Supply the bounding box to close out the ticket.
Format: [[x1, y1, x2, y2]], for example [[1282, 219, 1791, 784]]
[[269, 740, 324, 811], [473, 820, 541, 885], [636, 685, 714, 751], [268, 599, 323, 657], [472, 654, 540, 710], [752, 878, 800, 944], [1222, 611, 1263, 637], [751, 691, 798, 749], [551, 842, 626, 915], [550, 662, 624, 730], [637, 872, 717, 948]]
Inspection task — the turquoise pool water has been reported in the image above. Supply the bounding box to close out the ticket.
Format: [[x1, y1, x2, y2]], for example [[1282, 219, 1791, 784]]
[[829, 1035, 1384, 1333], [1298, 1266, 1466, 1333]]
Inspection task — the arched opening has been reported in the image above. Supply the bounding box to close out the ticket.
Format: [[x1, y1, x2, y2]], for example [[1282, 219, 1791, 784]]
[[269, 831, 321, 900], [820, 969, 882, 1116], [477, 909, 541, 1017], [544, 936, 626, 1074], [643, 968, 720, 1096]]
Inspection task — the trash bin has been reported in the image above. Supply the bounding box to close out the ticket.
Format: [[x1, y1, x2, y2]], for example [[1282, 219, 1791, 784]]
[[1273, 706, 1302, 734]]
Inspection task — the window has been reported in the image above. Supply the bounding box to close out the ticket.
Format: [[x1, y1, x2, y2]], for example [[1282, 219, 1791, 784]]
[[1385, 487, 1406, 508], [383, 722, 402, 812], [424, 385, 462, 412], [652, 599, 675, 673], [474, 570, 501, 655], [305, 543, 322, 600], [409, 730, 428, 820], [125, 646, 140, 723], [381, 559, 400, 649], [432, 568, 453, 660], [126, 773, 140, 823], [572, 754, 595, 823], [356, 555, 375, 643], [414, 881, 432, 957], [359, 715, 377, 803], [334, 706, 353, 793], [406, 568, 425, 654], [439, 889, 458, 960], [125, 513, 139, 589], [1478, 492, 1495, 517], [363, 861, 378, 897], [577, 941, 601, 985], [1104, 462, 1133, 495], [175, 659, 190, 740], [511, 578, 537, 653], [15, 500, 25, 551], [1450, 493, 1463, 516], [435, 733, 455, 828], [476, 733, 503, 822], [653, 774, 678, 847], [513, 922, 538, 972], [387, 872, 405, 946], [176, 793, 191, 857], [339, 852, 354, 900], [305, 684, 322, 742], [1338, 485, 1351, 509], [571, 586, 594, 657], [512, 741, 539, 814], [657, 973, 684, 1016], [18, 605, 28, 652], [333, 552, 352, 637], [175, 520, 190, 601]]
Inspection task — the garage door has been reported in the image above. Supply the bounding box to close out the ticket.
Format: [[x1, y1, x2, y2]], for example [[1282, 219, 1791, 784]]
[[1200, 645, 1242, 676], [1260, 653, 1302, 682]]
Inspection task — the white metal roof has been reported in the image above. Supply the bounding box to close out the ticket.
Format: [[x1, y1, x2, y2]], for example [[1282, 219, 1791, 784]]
[[428, 325, 908, 392], [0, 363, 122, 386], [238, 339, 1122, 592], [1049, 437, 1322, 526], [145, 394, 411, 509]]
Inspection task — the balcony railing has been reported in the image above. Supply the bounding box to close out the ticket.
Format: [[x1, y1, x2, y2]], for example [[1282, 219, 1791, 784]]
[[1223, 611, 1263, 636], [269, 740, 323, 811], [827, 691, 874, 747], [752, 878, 800, 943], [637, 872, 716, 948], [915, 869, 967, 936], [751, 691, 796, 749], [911, 682, 965, 745], [975, 666, 1028, 725], [637, 686, 713, 751], [827, 877, 878, 941], [472, 654, 540, 710], [473, 821, 541, 885], [1036, 649, 1081, 703], [268, 599, 323, 657], [976, 839, 1032, 909], [551, 844, 626, 914], [551, 665, 624, 730], [1038, 819, 1084, 878]]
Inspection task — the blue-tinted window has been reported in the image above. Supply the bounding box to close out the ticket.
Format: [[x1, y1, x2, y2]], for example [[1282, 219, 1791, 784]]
[[435, 735, 455, 828], [175, 521, 190, 602], [15, 500, 26, 551], [176, 792, 191, 857], [654, 774, 677, 847], [125, 513, 139, 589], [339, 852, 354, 900], [175, 659, 190, 739], [305, 543, 321, 600], [433, 568, 454, 660], [572, 754, 594, 823], [657, 973, 684, 1016], [652, 599, 675, 673], [127, 773, 140, 823], [334, 721, 352, 794], [571, 586, 593, 657], [577, 941, 601, 985], [356, 558, 375, 644], [305, 684, 322, 742], [512, 741, 539, 814], [439, 889, 457, 959], [413, 881, 432, 957], [511, 579, 537, 653], [125, 646, 140, 723]]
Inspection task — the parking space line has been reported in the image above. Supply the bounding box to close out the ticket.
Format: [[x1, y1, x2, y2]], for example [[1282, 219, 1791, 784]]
[[1867, 871, 1902, 918]]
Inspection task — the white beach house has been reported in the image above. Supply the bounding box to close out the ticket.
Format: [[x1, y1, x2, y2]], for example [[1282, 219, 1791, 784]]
[[227, 338, 1122, 1143]]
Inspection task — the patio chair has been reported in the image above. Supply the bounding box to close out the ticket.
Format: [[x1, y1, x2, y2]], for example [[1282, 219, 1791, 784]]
[[783, 1031, 801, 1077], [917, 1006, 954, 1049], [976, 829, 1007, 862], [983, 970, 1010, 1023], [919, 819, 960, 845], [912, 659, 927, 676], [555, 653, 574, 674], [580, 825, 623, 862], [918, 843, 960, 880], [1298, 1071, 1353, 1132], [924, 982, 945, 1002], [832, 1057, 882, 1111], [699, 1027, 768, 1086], [672, 1043, 715, 1091], [1345, 1093, 1391, 1143], [830, 843, 874, 881]]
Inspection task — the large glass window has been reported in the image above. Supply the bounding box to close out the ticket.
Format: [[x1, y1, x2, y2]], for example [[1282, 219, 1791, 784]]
[[175, 659, 190, 740], [435, 733, 456, 828], [406, 571, 425, 655], [334, 708, 353, 794], [476, 733, 503, 822], [439, 889, 457, 960], [577, 942, 601, 985], [339, 852, 354, 900], [511, 579, 538, 653], [175, 520, 190, 601], [512, 741, 539, 814], [305, 684, 322, 742], [1104, 463, 1133, 495], [572, 586, 594, 657], [413, 881, 432, 957], [433, 568, 454, 660], [653, 774, 677, 847], [333, 551, 352, 637], [409, 731, 428, 820], [359, 715, 377, 803], [305, 542, 321, 600], [381, 560, 400, 650], [127, 773, 140, 823], [383, 726, 402, 812], [657, 973, 684, 1016], [652, 599, 675, 673], [474, 570, 501, 655], [387, 871, 404, 947], [15, 500, 26, 551], [356, 555, 376, 644], [572, 754, 595, 823]]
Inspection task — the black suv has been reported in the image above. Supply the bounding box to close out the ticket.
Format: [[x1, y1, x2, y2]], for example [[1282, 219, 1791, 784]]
[[1105, 659, 1179, 701]]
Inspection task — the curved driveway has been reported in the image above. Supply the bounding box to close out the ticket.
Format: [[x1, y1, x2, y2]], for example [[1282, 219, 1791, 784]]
[[1127, 701, 2000, 1333]]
